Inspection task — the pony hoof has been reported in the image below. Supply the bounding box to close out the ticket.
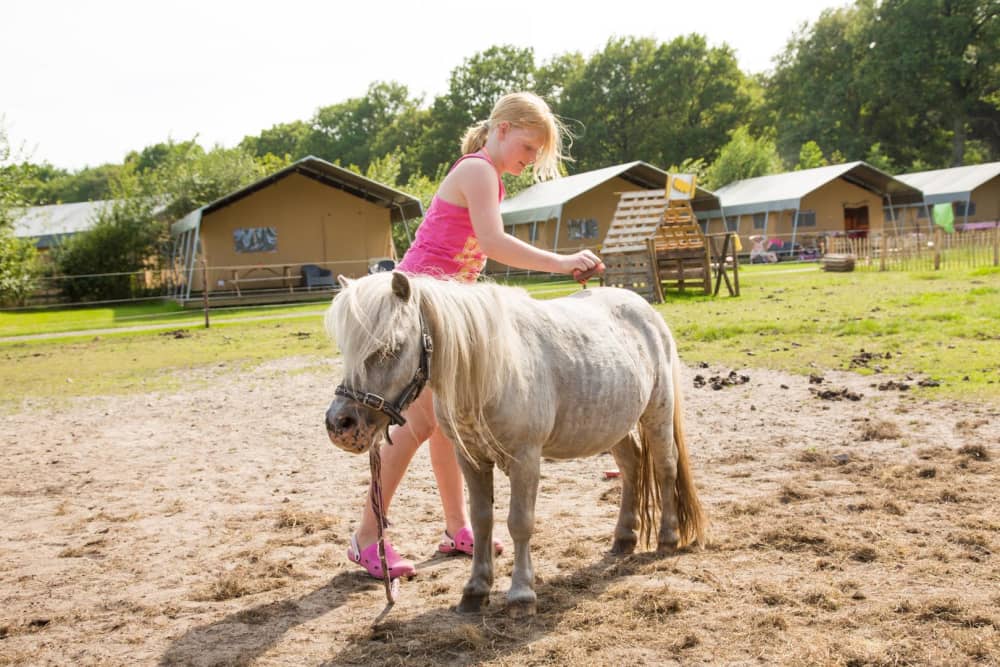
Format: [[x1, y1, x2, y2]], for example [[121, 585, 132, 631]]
[[656, 541, 679, 555], [456, 593, 489, 614], [507, 600, 536, 618], [611, 538, 637, 555]]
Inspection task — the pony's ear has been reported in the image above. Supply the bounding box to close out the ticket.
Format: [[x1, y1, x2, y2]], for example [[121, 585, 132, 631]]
[[390, 271, 411, 301], [337, 274, 352, 289]]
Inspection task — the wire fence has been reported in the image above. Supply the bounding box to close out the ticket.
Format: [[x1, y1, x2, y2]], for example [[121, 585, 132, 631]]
[[825, 227, 1000, 272], [8, 227, 998, 312]]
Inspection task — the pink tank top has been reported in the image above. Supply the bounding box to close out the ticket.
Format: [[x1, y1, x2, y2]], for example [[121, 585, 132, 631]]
[[397, 150, 505, 282]]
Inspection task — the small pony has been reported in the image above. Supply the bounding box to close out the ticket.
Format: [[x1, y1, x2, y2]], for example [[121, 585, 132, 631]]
[[325, 272, 706, 617]]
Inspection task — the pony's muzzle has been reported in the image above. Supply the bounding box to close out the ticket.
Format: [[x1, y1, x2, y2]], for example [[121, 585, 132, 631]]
[[325, 398, 381, 454]]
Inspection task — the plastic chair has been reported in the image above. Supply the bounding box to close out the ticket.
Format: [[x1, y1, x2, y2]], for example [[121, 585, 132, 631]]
[[301, 264, 335, 290]]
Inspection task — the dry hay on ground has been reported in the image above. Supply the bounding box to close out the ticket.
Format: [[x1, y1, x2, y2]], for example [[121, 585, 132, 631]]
[[1, 358, 999, 666]]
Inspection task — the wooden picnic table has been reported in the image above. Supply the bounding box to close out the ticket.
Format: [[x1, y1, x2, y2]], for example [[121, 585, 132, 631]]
[[230, 265, 297, 296]]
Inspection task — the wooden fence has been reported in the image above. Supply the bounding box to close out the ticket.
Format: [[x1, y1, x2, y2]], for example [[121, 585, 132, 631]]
[[824, 227, 1000, 272]]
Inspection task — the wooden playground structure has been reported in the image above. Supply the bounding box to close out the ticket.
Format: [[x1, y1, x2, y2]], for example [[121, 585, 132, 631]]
[[602, 174, 739, 303]]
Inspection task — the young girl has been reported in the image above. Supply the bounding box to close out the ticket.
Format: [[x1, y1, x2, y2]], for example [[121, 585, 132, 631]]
[[347, 91, 604, 579]]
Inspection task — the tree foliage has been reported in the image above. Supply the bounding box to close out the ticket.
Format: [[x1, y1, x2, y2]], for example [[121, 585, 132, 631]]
[[769, 0, 999, 168], [152, 143, 265, 221], [704, 126, 783, 189], [796, 141, 828, 170], [50, 167, 162, 301], [557, 36, 754, 173], [0, 121, 40, 305]]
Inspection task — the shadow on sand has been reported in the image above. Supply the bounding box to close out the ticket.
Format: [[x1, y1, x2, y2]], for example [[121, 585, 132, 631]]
[[160, 548, 690, 666]]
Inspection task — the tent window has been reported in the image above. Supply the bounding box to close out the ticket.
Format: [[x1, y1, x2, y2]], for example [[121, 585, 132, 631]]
[[752, 213, 766, 229], [568, 218, 599, 239], [798, 211, 817, 227], [954, 201, 976, 217], [234, 227, 277, 253]]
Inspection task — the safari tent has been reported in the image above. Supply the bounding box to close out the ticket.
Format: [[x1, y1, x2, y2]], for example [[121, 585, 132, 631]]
[[494, 162, 720, 273], [894, 161, 1000, 231], [702, 162, 924, 257], [169, 156, 422, 302]]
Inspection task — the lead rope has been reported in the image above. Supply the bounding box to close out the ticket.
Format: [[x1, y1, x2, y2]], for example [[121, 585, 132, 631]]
[[369, 431, 399, 613]]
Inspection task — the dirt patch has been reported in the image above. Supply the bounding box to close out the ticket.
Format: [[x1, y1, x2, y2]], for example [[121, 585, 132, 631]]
[[1, 361, 999, 665]]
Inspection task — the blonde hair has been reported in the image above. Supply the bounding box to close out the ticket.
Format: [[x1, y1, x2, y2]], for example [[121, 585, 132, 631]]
[[460, 92, 570, 181]]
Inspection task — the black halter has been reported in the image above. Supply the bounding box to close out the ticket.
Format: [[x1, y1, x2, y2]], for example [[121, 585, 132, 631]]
[[334, 312, 433, 428]]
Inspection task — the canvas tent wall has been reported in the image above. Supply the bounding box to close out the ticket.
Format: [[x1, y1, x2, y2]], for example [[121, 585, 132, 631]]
[[895, 161, 1000, 231], [169, 156, 422, 301], [703, 162, 924, 253]]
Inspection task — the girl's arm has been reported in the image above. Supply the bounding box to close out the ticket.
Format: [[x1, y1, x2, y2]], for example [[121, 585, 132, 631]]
[[455, 159, 602, 275]]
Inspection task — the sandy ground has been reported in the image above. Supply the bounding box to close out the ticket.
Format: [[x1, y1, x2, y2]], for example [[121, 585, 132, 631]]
[[1, 353, 999, 666]]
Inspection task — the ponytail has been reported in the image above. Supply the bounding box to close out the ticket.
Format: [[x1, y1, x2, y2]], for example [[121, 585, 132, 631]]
[[460, 121, 490, 155]]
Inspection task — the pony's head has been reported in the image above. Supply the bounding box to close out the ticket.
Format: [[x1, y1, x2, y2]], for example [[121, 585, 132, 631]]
[[323, 272, 426, 454]]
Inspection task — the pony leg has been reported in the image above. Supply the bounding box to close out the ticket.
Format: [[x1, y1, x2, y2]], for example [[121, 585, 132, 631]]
[[505, 451, 541, 617], [455, 456, 495, 614], [609, 434, 641, 554], [641, 401, 681, 553]]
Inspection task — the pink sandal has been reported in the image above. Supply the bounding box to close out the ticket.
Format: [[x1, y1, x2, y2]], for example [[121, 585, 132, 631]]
[[347, 534, 416, 579], [438, 525, 503, 556]]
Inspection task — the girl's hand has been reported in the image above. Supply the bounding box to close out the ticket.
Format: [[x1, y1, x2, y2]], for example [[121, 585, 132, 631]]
[[562, 250, 605, 283]]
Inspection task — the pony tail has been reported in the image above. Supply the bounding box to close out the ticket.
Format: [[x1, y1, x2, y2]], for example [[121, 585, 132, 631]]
[[460, 121, 489, 155], [671, 345, 707, 548]]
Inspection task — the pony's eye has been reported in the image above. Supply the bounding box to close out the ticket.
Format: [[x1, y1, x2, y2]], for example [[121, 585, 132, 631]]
[[365, 346, 398, 367]]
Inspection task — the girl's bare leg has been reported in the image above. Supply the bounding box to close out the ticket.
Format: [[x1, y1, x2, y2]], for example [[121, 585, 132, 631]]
[[353, 389, 435, 550], [428, 426, 470, 537]]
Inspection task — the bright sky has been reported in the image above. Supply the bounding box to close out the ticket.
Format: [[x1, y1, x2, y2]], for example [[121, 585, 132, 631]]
[[2, 0, 844, 171]]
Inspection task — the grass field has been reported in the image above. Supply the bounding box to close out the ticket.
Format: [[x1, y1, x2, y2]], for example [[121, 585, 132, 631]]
[[2, 264, 998, 406]]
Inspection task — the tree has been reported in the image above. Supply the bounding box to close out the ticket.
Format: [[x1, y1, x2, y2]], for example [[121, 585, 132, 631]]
[[767, 4, 876, 166], [0, 230, 39, 306], [768, 0, 999, 168], [125, 139, 200, 174], [239, 121, 311, 161], [11, 161, 123, 205], [864, 142, 896, 173], [557, 36, 753, 173], [863, 0, 1000, 166], [416, 46, 536, 177], [796, 141, 828, 170], [50, 167, 162, 301], [153, 143, 264, 221], [534, 52, 586, 109], [0, 120, 40, 305], [704, 126, 783, 189], [302, 81, 424, 177]]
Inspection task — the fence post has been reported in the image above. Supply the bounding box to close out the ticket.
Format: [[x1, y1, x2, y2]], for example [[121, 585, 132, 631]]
[[994, 225, 999, 267], [879, 233, 887, 272], [934, 228, 942, 270], [201, 260, 210, 329]]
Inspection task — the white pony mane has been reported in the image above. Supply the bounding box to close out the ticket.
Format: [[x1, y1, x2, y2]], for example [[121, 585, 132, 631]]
[[326, 272, 528, 460]]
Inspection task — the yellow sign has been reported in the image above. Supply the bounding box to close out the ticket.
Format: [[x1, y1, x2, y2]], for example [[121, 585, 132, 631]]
[[667, 174, 696, 200]]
